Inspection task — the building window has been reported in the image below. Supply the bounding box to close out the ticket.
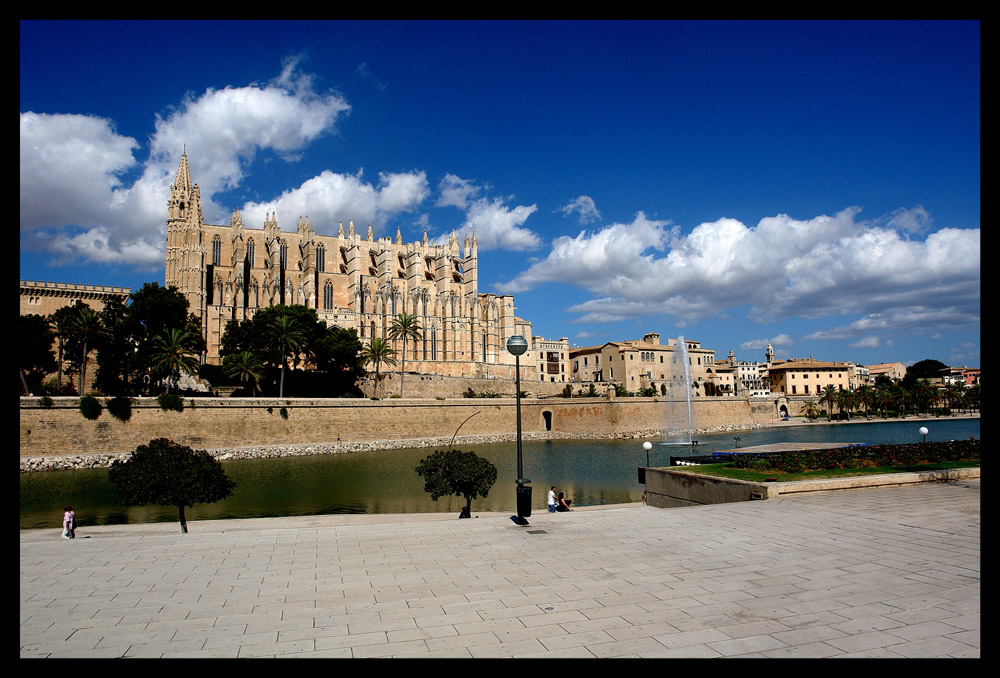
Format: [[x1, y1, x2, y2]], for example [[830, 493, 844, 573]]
[[317, 245, 325, 273], [323, 281, 333, 310], [212, 236, 221, 265], [246, 238, 255, 267]]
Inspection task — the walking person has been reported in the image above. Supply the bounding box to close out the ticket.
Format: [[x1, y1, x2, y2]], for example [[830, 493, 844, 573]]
[[61, 507, 72, 539], [547, 486, 557, 513], [68, 507, 77, 539]]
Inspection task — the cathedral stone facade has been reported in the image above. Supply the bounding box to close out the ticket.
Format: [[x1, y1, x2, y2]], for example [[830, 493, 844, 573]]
[[165, 153, 533, 379]]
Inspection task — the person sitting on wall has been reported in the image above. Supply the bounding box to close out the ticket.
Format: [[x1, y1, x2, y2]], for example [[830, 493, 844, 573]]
[[556, 492, 573, 512]]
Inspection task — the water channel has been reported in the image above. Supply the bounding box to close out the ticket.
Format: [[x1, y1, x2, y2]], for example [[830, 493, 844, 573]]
[[20, 417, 980, 530]]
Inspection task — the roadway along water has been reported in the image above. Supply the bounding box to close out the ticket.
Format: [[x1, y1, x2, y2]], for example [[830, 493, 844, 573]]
[[20, 417, 980, 530]]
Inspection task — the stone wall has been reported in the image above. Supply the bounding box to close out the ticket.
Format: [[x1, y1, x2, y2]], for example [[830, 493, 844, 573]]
[[20, 395, 797, 464]]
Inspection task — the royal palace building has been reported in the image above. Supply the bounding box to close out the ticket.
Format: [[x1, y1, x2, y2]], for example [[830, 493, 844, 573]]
[[165, 153, 533, 378]]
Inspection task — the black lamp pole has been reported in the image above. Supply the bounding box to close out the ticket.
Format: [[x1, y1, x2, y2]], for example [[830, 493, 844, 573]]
[[507, 335, 530, 525]]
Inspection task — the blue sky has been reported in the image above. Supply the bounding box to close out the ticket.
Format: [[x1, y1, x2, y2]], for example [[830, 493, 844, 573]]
[[20, 20, 980, 368]]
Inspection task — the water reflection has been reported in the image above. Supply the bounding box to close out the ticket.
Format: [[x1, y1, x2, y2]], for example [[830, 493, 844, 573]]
[[20, 418, 979, 530]]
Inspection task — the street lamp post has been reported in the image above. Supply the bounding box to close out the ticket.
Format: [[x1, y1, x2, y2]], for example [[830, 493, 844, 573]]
[[640, 440, 652, 484], [919, 426, 928, 443], [507, 335, 530, 525]]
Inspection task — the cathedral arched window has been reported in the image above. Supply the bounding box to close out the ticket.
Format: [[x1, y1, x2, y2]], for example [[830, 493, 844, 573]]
[[316, 245, 325, 273], [246, 238, 255, 267], [323, 281, 333, 310], [280, 240, 288, 268], [212, 235, 221, 266]]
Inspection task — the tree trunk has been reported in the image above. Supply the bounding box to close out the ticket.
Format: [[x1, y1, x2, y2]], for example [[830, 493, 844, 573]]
[[400, 338, 406, 398], [178, 505, 188, 534]]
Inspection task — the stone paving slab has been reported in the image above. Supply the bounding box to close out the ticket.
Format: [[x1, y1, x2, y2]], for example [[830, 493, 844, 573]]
[[20, 479, 979, 658]]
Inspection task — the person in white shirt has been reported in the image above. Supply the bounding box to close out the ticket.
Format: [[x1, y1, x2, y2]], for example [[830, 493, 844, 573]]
[[547, 487, 557, 513]]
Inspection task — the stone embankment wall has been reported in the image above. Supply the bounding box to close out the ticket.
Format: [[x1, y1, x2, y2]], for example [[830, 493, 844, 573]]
[[20, 395, 793, 471]]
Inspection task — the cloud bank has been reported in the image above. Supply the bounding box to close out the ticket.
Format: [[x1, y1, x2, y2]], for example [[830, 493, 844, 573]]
[[495, 207, 980, 339]]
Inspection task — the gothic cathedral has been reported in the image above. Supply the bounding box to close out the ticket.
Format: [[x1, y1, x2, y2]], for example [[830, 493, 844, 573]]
[[165, 152, 532, 379]]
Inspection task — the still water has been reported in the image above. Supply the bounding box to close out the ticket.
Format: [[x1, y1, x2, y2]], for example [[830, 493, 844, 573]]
[[20, 417, 979, 530]]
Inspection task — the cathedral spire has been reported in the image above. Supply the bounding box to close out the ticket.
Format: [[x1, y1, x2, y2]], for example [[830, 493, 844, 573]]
[[173, 151, 192, 191]]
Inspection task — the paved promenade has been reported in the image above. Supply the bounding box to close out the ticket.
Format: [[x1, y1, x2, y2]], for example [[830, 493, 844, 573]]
[[21, 479, 980, 658]]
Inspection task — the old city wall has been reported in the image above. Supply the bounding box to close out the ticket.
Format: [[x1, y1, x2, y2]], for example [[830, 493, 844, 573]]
[[20, 396, 794, 460]]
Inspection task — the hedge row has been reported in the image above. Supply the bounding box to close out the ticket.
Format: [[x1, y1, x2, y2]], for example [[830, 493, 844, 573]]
[[731, 439, 980, 474]]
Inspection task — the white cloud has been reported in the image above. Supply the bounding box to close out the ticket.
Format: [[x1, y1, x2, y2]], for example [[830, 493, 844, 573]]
[[20, 111, 140, 230], [557, 195, 601, 224], [460, 198, 541, 251], [495, 211, 674, 294], [436, 174, 481, 209], [434, 174, 542, 251], [377, 171, 430, 213], [239, 169, 429, 230], [21, 60, 352, 268], [499, 207, 980, 344], [740, 334, 794, 351]]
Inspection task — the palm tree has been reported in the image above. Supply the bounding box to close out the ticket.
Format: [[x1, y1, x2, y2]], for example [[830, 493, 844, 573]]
[[835, 389, 854, 421], [49, 310, 74, 390], [945, 382, 964, 414], [388, 312, 422, 398], [68, 305, 105, 394], [854, 384, 874, 418], [223, 350, 264, 396], [820, 385, 839, 421], [876, 385, 893, 418], [265, 315, 306, 398], [148, 328, 201, 393], [359, 337, 397, 398], [802, 400, 820, 420]]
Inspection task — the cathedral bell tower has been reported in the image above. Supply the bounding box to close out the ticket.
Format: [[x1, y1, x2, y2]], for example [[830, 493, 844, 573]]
[[165, 151, 206, 320]]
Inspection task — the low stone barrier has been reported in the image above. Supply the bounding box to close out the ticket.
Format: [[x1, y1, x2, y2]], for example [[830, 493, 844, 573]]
[[644, 466, 981, 508]]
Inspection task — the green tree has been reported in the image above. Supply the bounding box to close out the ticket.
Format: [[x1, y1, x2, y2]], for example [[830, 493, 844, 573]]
[[802, 400, 820, 420], [359, 337, 397, 398], [108, 438, 236, 534], [222, 350, 264, 396], [93, 295, 134, 396], [67, 304, 105, 395], [835, 389, 854, 421], [388, 312, 422, 398], [148, 328, 202, 393], [415, 449, 498, 517], [264, 315, 307, 398], [128, 283, 205, 394], [854, 384, 874, 418], [49, 304, 81, 390], [19, 314, 57, 395], [221, 305, 338, 396], [312, 327, 364, 396], [904, 359, 949, 382], [819, 385, 839, 421]]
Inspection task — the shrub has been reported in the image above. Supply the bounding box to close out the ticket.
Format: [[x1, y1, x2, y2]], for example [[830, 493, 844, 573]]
[[79, 394, 102, 420], [106, 396, 133, 422], [157, 393, 184, 412], [39, 395, 54, 409], [730, 440, 980, 475]]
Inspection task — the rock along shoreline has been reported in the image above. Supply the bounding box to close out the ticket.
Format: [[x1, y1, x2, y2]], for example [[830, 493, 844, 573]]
[[20, 422, 777, 473]]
